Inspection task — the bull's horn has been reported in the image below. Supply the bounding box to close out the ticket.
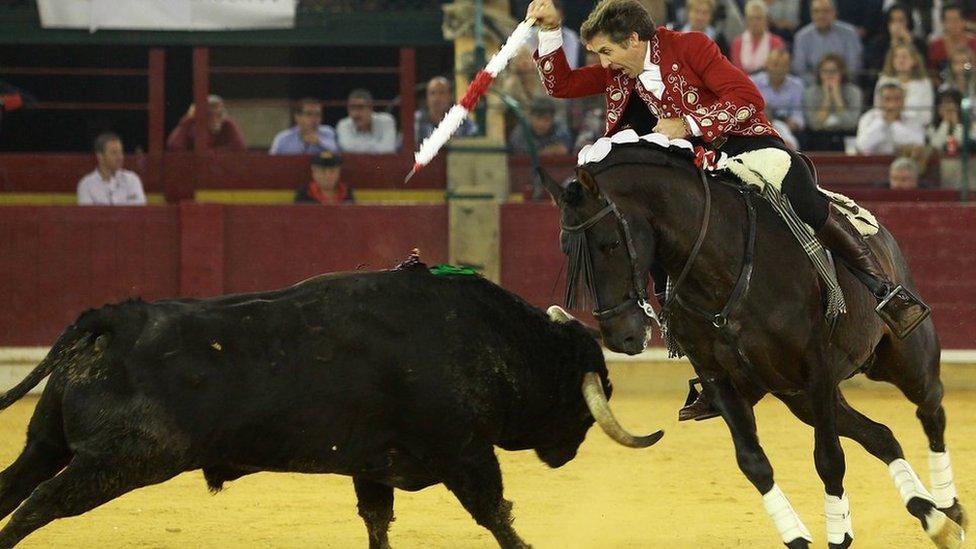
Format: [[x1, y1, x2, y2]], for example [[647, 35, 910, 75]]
[[581, 372, 663, 448], [547, 305, 576, 323]]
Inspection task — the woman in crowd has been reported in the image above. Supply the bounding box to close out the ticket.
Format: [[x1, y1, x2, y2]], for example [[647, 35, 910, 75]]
[[875, 43, 935, 125], [864, 3, 928, 76], [804, 53, 863, 132], [730, 0, 786, 74], [938, 46, 976, 94]]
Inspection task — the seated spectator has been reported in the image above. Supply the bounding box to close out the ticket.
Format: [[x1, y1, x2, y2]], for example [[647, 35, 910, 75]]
[[77, 132, 146, 206], [764, 0, 801, 42], [681, 0, 730, 54], [927, 2, 976, 72], [415, 76, 478, 147], [732, 1, 786, 75], [335, 89, 397, 154], [791, 0, 863, 85], [874, 43, 934, 126], [525, 0, 582, 69], [927, 89, 972, 155], [508, 96, 572, 156], [294, 152, 355, 205], [855, 83, 926, 154], [939, 47, 976, 93], [864, 4, 928, 77], [885, 157, 921, 189], [166, 94, 246, 151], [269, 98, 339, 155], [752, 49, 804, 146], [502, 47, 568, 126], [804, 53, 863, 132]]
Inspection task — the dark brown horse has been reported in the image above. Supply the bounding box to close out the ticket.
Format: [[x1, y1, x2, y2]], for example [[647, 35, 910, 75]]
[[538, 142, 966, 549]]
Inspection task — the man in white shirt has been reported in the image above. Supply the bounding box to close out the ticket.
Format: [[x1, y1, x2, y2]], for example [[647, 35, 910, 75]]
[[335, 89, 397, 154], [76, 132, 147, 206], [855, 83, 925, 154]]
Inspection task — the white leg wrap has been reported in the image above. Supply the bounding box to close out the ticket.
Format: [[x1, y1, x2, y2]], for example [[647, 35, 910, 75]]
[[825, 492, 854, 545], [888, 458, 936, 506], [929, 450, 959, 509], [762, 484, 813, 543]]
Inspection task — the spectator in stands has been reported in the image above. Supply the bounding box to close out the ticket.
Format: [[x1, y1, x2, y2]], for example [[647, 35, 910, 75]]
[[501, 47, 568, 125], [927, 89, 972, 153], [864, 4, 928, 77], [415, 76, 478, 147], [269, 98, 339, 155], [525, 0, 582, 69], [336, 89, 397, 154], [166, 94, 246, 151], [875, 43, 935, 126], [681, 0, 730, 54], [508, 96, 573, 156], [294, 151, 355, 205], [752, 49, 804, 147], [731, 0, 786, 75], [886, 156, 921, 189], [939, 47, 976, 93], [855, 82, 926, 154], [791, 0, 863, 85], [834, 0, 883, 40], [77, 132, 146, 206], [763, 0, 801, 41], [928, 2, 976, 72], [804, 53, 863, 132]]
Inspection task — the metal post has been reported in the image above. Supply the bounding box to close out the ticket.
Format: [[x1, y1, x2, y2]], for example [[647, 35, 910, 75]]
[[399, 47, 417, 156], [192, 47, 210, 153], [147, 48, 166, 155], [472, 0, 487, 134]]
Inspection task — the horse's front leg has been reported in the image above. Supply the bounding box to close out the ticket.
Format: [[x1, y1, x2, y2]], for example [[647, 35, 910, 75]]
[[807, 375, 854, 549], [707, 375, 813, 548]]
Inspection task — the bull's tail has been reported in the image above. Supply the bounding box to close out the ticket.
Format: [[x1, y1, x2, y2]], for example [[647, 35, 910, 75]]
[[0, 309, 113, 411]]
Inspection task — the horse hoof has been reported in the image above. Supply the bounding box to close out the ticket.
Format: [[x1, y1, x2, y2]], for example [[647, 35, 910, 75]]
[[784, 538, 810, 549], [926, 508, 965, 549], [828, 533, 853, 548], [939, 500, 969, 532]]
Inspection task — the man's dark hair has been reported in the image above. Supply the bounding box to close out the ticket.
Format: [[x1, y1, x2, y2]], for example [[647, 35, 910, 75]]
[[581, 0, 656, 44], [878, 82, 906, 96], [942, 2, 963, 19], [293, 97, 321, 115], [93, 132, 121, 154], [348, 88, 373, 102]]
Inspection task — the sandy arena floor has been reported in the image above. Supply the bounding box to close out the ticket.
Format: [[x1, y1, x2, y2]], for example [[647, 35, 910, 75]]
[[1, 365, 973, 548]]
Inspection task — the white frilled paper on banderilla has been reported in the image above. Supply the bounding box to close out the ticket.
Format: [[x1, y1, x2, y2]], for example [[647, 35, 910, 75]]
[[37, 0, 296, 32]]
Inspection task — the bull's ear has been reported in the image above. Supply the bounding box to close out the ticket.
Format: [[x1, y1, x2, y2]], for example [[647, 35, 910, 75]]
[[576, 167, 599, 198], [536, 168, 564, 203]]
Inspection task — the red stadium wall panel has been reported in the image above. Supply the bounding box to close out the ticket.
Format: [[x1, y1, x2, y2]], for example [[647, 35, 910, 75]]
[[0, 205, 448, 346], [500, 202, 976, 349], [0, 206, 181, 346]]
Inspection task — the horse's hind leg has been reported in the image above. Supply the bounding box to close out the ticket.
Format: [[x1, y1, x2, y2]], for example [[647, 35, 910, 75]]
[[706, 375, 812, 548], [870, 329, 966, 531]]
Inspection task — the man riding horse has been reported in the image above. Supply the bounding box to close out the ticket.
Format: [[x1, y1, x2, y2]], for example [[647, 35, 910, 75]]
[[527, 0, 929, 420]]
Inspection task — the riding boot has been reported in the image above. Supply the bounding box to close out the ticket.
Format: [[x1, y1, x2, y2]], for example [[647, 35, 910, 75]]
[[678, 378, 721, 422], [815, 206, 930, 339]]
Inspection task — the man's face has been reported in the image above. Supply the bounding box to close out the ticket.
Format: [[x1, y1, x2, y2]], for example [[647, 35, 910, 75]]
[[586, 32, 645, 78], [312, 165, 341, 190], [208, 102, 226, 134], [426, 81, 452, 116], [688, 3, 713, 31], [766, 50, 790, 78], [890, 168, 918, 190], [529, 112, 555, 136], [880, 88, 905, 118], [96, 139, 124, 174], [811, 0, 835, 30], [944, 9, 965, 36], [347, 98, 372, 130], [296, 103, 322, 132]]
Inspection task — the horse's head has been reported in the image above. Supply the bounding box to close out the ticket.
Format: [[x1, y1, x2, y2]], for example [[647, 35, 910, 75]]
[[539, 166, 656, 355]]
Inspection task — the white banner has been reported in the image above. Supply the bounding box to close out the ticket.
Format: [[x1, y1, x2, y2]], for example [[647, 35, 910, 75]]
[[37, 0, 296, 32]]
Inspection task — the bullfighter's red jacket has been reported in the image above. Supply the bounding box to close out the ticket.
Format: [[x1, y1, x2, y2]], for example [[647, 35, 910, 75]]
[[534, 27, 780, 143]]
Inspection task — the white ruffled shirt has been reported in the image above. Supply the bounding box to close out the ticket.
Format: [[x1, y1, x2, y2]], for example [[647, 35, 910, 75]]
[[538, 29, 700, 136]]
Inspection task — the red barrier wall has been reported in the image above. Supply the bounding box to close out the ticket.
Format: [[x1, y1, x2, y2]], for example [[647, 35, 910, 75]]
[[0, 204, 448, 345], [500, 202, 976, 349]]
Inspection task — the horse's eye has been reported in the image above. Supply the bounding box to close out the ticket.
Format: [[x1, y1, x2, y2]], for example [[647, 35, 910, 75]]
[[604, 240, 621, 253]]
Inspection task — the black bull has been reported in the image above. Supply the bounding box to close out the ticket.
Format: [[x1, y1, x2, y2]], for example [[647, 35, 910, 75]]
[[0, 266, 660, 549]]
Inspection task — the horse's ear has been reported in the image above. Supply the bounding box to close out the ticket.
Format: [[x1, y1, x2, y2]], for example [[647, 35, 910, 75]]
[[576, 167, 599, 198], [535, 168, 564, 203]]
